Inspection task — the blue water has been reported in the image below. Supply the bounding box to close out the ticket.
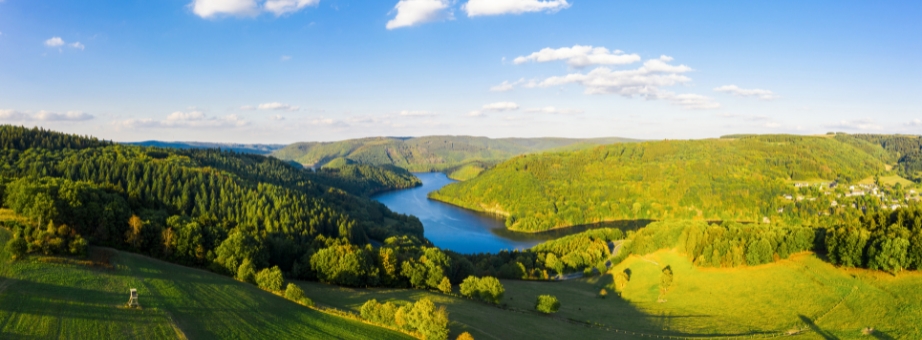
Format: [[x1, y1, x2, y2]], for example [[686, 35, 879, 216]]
[[372, 173, 544, 254]]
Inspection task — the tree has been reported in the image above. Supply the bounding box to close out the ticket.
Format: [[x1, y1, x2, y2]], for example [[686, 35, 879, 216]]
[[126, 215, 144, 250], [599, 288, 608, 298], [614, 270, 630, 293], [236, 258, 257, 284], [438, 276, 452, 294], [660, 266, 674, 293], [256, 266, 284, 291], [456, 332, 475, 340], [6, 237, 27, 260], [535, 295, 560, 314], [284, 283, 312, 306], [459, 276, 504, 305]]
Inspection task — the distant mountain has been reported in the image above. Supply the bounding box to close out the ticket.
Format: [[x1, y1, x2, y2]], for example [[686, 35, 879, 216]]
[[271, 135, 641, 178], [124, 140, 286, 155]]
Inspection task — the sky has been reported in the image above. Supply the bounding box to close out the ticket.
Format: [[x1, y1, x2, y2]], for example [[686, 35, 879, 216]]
[[0, 0, 920, 143]]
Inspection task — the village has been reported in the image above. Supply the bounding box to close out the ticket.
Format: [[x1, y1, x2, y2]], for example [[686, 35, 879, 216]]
[[782, 179, 921, 213]]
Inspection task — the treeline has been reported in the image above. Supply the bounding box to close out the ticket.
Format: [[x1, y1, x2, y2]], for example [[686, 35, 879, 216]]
[[431, 136, 883, 232], [313, 163, 421, 196], [834, 133, 922, 182], [825, 206, 922, 273], [624, 220, 816, 267], [360, 298, 449, 340], [463, 228, 622, 279], [0, 125, 425, 286]]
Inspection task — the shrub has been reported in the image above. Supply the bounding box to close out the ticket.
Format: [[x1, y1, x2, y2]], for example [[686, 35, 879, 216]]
[[438, 277, 452, 294], [236, 258, 257, 284], [256, 266, 285, 292], [599, 288, 608, 298], [284, 283, 311, 305], [456, 332, 474, 340], [6, 237, 27, 260], [459, 276, 504, 305], [535, 295, 560, 314]]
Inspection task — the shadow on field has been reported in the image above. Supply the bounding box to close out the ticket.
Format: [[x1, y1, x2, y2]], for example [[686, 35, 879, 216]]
[[0, 278, 150, 323], [799, 315, 839, 340]]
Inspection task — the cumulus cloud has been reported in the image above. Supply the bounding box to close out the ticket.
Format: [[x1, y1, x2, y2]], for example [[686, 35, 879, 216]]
[[468, 102, 519, 116], [44, 37, 64, 47], [908, 119, 922, 127], [280, 55, 292, 61], [386, 0, 451, 30], [513, 45, 641, 68], [189, 0, 317, 18], [490, 80, 521, 92], [118, 111, 249, 129], [827, 119, 882, 131], [503, 52, 719, 110], [264, 0, 319, 16], [0, 109, 94, 121], [69, 42, 85, 50], [270, 114, 285, 121], [245, 102, 300, 111], [522, 107, 583, 115], [714, 85, 778, 100], [463, 0, 569, 17]]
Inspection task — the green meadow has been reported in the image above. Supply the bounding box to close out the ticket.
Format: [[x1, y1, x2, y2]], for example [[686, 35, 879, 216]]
[[298, 250, 922, 340], [0, 229, 410, 340]]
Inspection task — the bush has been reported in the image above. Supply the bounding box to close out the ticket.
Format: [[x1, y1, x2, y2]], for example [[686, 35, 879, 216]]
[[256, 266, 285, 292], [438, 277, 452, 294], [456, 332, 474, 340], [361, 298, 449, 340], [459, 276, 504, 305], [535, 295, 560, 314], [6, 237, 27, 260], [236, 258, 257, 284], [284, 283, 312, 305]]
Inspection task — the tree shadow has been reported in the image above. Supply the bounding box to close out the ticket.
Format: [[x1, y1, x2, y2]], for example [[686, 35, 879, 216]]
[[799, 315, 839, 340]]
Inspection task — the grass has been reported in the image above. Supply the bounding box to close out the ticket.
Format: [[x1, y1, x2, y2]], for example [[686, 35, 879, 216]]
[[299, 250, 922, 340], [0, 229, 411, 340], [858, 175, 915, 187]]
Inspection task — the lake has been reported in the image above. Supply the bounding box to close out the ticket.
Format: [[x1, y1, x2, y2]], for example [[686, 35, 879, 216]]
[[372, 172, 546, 254]]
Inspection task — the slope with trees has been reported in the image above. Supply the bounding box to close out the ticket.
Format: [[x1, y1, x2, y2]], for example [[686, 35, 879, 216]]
[[431, 135, 884, 232]]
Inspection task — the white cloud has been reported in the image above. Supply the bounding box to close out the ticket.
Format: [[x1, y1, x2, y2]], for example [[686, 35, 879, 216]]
[[69, 42, 85, 50], [256, 102, 300, 111], [240, 105, 255, 110], [513, 45, 641, 68], [908, 119, 922, 127], [35, 110, 94, 121], [280, 55, 292, 61], [482, 102, 519, 111], [264, 0, 319, 16], [490, 80, 519, 92], [271, 114, 285, 121], [468, 102, 520, 116], [522, 107, 583, 115], [190, 0, 260, 18], [463, 0, 569, 17], [399, 110, 436, 116], [386, 0, 451, 30], [507, 52, 719, 110], [0, 109, 94, 121], [44, 37, 64, 47], [827, 119, 882, 131], [714, 85, 778, 100], [118, 111, 249, 129]]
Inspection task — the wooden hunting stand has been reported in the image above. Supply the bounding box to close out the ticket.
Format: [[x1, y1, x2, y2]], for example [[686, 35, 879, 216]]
[[127, 288, 139, 308]]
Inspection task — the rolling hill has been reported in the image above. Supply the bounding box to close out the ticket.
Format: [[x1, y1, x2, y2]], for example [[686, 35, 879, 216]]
[[271, 136, 641, 177], [0, 229, 410, 339], [430, 135, 885, 232], [124, 141, 286, 155]]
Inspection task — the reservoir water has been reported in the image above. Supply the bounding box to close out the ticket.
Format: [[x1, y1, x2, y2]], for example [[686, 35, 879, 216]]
[[373, 172, 545, 254]]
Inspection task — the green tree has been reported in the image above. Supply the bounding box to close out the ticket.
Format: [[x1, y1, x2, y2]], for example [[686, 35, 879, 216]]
[[535, 295, 560, 314], [6, 237, 27, 260], [661, 266, 674, 293], [256, 266, 285, 291], [236, 258, 257, 284], [284, 283, 312, 306], [437, 276, 452, 294]]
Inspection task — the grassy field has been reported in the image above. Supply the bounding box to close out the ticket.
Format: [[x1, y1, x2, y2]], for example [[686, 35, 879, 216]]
[[0, 229, 411, 340], [299, 250, 922, 340]]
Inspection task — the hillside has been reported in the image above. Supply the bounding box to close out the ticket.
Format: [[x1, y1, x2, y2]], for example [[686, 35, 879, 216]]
[[0, 229, 410, 339], [430, 135, 884, 232], [124, 141, 286, 155], [0, 126, 424, 288], [271, 136, 640, 174]]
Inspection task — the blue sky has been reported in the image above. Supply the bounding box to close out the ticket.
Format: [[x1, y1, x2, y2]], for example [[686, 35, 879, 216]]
[[0, 0, 919, 143]]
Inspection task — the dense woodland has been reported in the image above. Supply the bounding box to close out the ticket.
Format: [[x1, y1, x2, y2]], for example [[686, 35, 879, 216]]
[[431, 135, 884, 232], [272, 135, 639, 173], [825, 206, 922, 273]]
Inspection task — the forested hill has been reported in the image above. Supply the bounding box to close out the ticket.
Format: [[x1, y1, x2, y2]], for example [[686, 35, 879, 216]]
[[430, 135, 884, 232], [0, 125, 423, 276], [271, 136, 640, 175], [125, 140, 286, 155]]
